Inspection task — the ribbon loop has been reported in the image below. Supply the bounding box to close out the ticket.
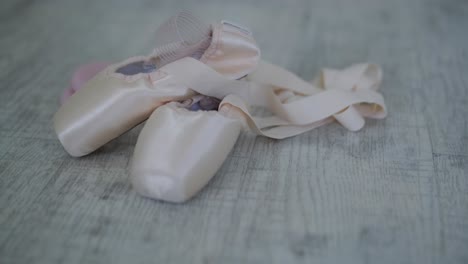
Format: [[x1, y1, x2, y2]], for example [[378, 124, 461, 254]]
[[161, 57, 387, 139]]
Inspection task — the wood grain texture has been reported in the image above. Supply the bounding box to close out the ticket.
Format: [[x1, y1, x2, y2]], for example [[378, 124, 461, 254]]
[[0, 0, 467, 263]]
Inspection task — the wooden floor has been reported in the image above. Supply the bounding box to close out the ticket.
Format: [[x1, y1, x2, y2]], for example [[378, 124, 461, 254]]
[[0, 0, 467, 263]]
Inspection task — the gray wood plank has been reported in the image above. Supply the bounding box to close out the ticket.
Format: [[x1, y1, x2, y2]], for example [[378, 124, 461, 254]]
[[0, 0, 467, 263]]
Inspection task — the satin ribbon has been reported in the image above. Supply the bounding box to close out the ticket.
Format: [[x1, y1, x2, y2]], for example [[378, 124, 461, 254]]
[[160, 57, 387, 139]]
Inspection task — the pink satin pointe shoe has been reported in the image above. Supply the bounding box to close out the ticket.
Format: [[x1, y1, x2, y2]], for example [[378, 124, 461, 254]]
[[131, 95, 246, 202], [55, 12, 389, 203], [54, 12, 260, 157]]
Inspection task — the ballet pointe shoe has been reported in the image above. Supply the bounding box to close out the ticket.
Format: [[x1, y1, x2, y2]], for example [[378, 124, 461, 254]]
[[130, 96, 246, 202]]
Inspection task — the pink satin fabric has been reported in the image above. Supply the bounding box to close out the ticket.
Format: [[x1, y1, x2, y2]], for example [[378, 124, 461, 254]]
[[55, 16, 388, 203], [131, 101, 242, 202], [200, 21, 260, 79], [54, 22, 260, 157], [60, 62, 110, 104]]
